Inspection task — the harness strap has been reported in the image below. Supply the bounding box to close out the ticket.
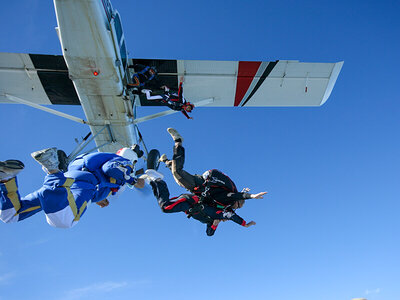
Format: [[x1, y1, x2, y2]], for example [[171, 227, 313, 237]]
[[185, 196, 213, 223]]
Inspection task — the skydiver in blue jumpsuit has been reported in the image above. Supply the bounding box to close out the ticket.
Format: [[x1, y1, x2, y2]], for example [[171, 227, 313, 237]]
[[0, 146, 144, 228], [127, 64, 164, 92]]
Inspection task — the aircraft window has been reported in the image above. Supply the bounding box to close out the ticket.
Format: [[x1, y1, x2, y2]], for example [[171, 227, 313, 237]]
[[114, 13, 123, 45], [120, 40, 127, 70]]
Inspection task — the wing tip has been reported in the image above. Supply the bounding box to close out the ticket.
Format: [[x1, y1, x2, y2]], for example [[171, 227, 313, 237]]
[[320, 61, 344, 105]]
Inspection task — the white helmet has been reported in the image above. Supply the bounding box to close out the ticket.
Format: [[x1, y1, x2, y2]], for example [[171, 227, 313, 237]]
[[116, 147, 138, 164]]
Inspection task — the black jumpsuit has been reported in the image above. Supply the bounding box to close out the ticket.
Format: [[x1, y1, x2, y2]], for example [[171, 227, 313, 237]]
[[150, 179, 248, 236]]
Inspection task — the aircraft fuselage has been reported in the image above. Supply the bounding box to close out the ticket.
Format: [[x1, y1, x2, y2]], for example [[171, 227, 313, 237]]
[[54, 0, 133, 152]]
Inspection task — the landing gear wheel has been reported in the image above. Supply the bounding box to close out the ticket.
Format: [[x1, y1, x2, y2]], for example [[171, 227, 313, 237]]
[[147, 149, 160, 171]]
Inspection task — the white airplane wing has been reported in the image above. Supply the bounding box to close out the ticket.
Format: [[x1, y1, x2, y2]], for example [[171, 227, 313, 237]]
[[0, 52, 137, 153], [132, 58, 343, 107], [1, 53, 343, 154], [0, 52, 79, 105]]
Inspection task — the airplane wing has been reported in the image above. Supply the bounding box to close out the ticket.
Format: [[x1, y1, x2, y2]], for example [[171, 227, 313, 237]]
[[1, 52, 343, 154], [1, 53, 342, 108], [0, 52, 79, 105], [0, 52, 136, 154], [131, 58, 343, 107]]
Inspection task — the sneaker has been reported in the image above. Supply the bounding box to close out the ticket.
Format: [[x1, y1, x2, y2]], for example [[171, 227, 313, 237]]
[[57, 150, 69, 172], [31, 147, 60, 173], [167, 128, 183, 142], [159, 154, 168, 163], [139, 169, 164, 184], [0, 160, 24, 181]]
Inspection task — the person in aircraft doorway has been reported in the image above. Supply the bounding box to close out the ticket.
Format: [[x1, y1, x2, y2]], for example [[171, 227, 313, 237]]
[[0, 146, 145, 228], [141, 81, 195, 120], [158, 127, 267, 210], [127, 64, 165, 92]]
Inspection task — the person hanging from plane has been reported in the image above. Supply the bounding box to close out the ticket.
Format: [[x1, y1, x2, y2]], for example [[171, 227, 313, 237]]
[[0, 146, 145, 228], [142, 81, 195, 120], [140, 170, 256, 236], [159, 127, 267, 209], [127, 64, 165, 92]]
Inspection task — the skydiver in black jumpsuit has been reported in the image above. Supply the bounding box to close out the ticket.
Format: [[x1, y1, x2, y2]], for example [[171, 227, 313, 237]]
[[159, 128, 267, 209], [142, 82, 195, 119], [149, 178, 256, 236]]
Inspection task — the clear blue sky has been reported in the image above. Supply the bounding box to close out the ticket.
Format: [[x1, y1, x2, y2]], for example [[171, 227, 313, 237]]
[[1, 1, 399, 300]]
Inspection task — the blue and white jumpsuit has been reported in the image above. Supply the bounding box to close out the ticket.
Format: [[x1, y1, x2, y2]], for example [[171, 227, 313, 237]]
[[0, 153, 137, 228]]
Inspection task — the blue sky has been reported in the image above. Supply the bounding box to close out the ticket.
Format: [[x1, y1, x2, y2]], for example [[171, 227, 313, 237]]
[[1, 0, 399, 299]]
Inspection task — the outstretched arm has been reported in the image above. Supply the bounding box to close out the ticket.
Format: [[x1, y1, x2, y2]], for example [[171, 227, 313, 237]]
[[215, 210, 256, 229], [250, 192, 268, 199], [181, 110, 192, 119], [243, 221, 256, 227], [206, 219, 221, 236], [178, 81, 183, 102], [102, 158, 137, 186]]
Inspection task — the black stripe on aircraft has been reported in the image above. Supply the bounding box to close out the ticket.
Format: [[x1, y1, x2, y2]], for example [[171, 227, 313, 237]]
[[29, 54, 80, 105], [130, 59, 178, 107], [241, 60, 279, 107]]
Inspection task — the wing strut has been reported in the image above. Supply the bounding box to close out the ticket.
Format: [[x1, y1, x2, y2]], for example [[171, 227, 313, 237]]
[[133, 97, 214, 124], [5, 94, 87, 124], [67, 125, 114, 163]]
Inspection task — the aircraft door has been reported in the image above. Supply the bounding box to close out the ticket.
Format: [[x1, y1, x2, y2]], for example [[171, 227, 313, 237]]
[[110, 11, 128, 81]]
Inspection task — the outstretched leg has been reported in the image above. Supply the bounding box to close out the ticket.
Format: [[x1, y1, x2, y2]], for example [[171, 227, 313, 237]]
[[38, 171, 94, 228], [0, 177, 42, 223], [0, 160, 42, 223], [1, 170, 94, 228], [161, 128, 203, 192], [150, 179, 194, 213], [170, 143, 198, 192]]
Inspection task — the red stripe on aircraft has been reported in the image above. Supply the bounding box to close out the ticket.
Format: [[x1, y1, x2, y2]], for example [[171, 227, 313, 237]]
[[234, 61, 262, 106]]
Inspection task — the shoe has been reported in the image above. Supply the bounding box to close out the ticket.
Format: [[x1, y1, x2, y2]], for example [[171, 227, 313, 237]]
[[159, 154, 168, 163], [167, 128, 183, 142], [0, 160, 24, 181], [131, 144, 144, 158], [31, 147, 60, 173], [139, 169, 164, 184], [57, 150, 68, 172]]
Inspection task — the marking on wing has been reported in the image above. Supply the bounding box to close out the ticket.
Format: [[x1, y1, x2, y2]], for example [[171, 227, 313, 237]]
[[234, 61, 261, 106], [235, 60, 279, 107], [29, 54, 80, 105]]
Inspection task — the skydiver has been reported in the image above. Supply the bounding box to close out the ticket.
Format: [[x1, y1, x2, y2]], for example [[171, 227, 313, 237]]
[[142, 81, 195, 120], [159, 127, 267, 209], [0, 146, 145, 228], [142, 175, 256, 236], [127, 64, 165, 92]]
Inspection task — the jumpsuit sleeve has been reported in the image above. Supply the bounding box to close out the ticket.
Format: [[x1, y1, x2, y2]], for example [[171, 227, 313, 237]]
[[101, 158, 137, 185], [178, 82, 183, 102], [229, 213, 247, 226], [209, 191, 251, 206], [206, 223, 218, 236], [181, 110, 191, 119], [215, 210, 247, 226], [225, 192, 252, 200]]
